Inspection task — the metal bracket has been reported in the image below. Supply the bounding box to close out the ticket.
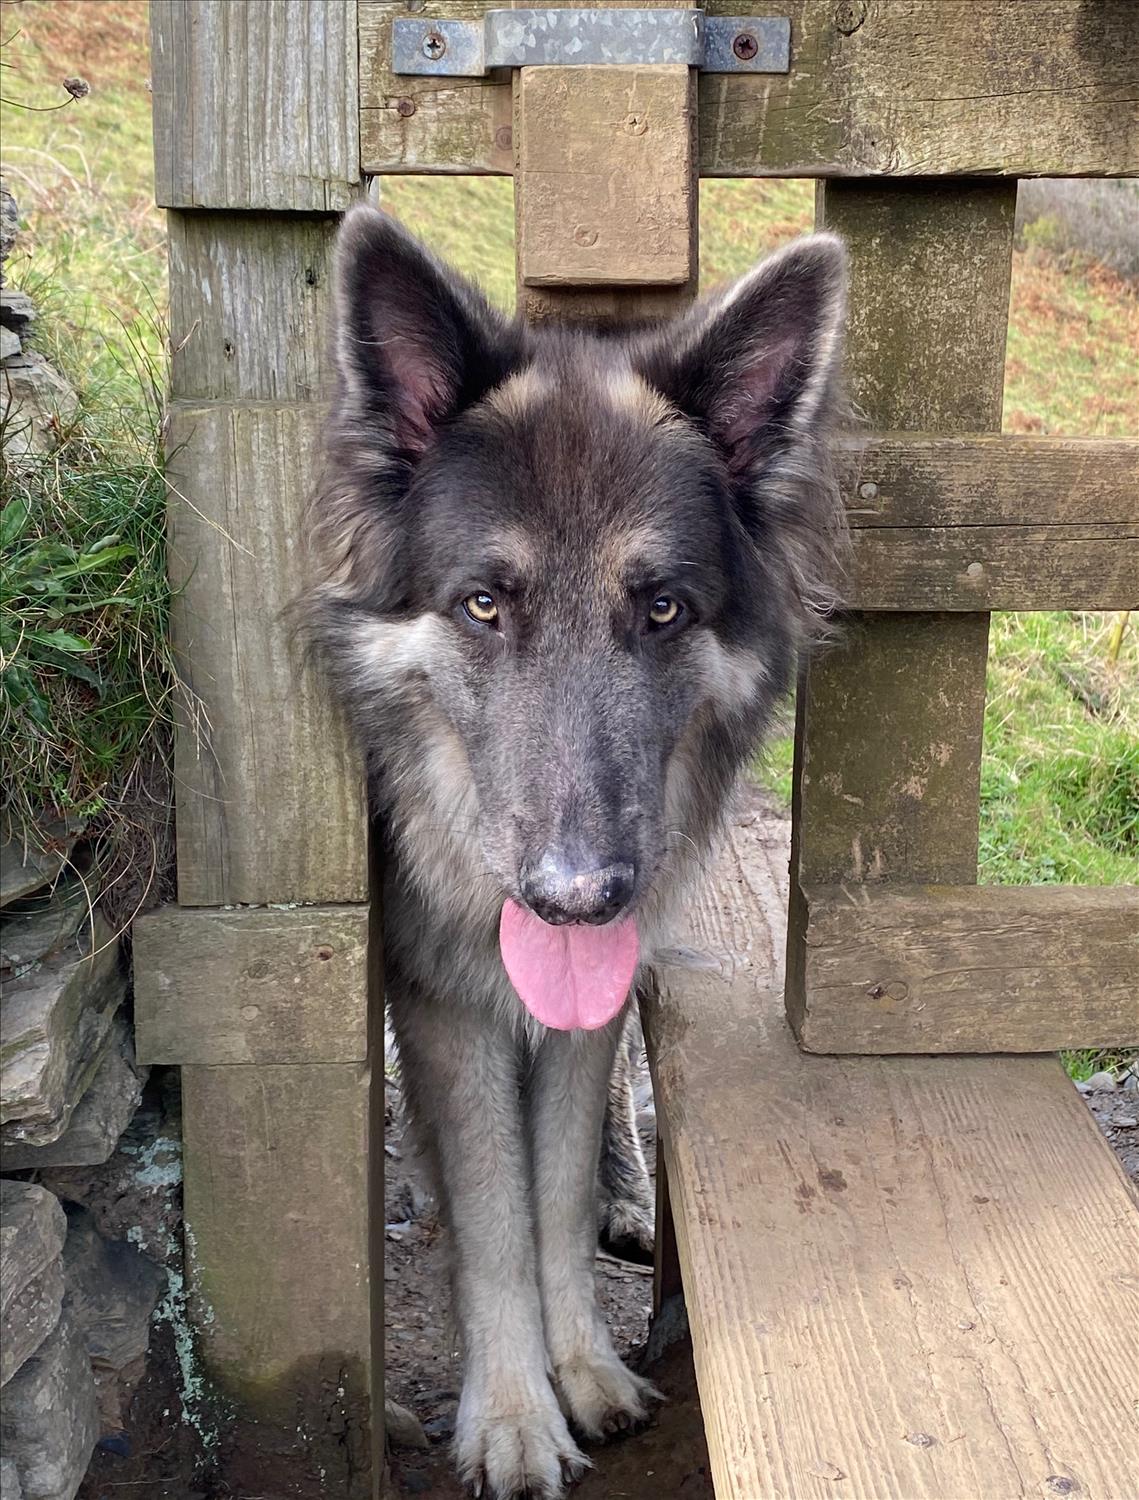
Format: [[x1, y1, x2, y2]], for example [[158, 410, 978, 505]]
[[392, 9, 791, 77]]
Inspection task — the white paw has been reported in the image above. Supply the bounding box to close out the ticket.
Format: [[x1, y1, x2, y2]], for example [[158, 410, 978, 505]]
[[454, 1380, 589, 1499], [553, 1343, 662, 1440]]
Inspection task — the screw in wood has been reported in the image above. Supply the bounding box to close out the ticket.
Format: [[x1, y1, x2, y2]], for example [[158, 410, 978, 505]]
[[396, 98, 417, 118], [732, 31, 759, 61], [422, 31, 446, 60]]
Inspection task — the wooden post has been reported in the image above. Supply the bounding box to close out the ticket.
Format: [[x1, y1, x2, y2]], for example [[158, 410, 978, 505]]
[[786, 180, 1017, 1046], [141, 5, 382, 1493]]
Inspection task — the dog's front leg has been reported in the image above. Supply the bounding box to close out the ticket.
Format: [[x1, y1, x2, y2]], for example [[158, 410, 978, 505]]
[[529, 1014, 661, 1438], [396, 995, 587, 1499]]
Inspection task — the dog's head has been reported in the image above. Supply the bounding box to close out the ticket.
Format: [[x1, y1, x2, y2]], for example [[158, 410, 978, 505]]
[[310, 207, 845, 1026]]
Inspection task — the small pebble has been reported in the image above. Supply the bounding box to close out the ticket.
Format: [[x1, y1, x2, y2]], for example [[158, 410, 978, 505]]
[[1085, 1071, 1117, 1092], [1112, 1114, 1137, 1130]]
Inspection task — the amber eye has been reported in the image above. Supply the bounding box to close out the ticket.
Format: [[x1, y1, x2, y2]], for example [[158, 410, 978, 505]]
[[463, 592, 499, 625], [648, 596, 681, 628]]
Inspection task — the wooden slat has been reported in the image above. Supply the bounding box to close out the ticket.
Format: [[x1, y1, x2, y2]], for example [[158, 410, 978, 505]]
[[133, 903, 370, 1066], [786, 179, 1016, 1026], [360, 0, 1139, 177], [792, 882, 1139, 1053], [644, 798, 1139, 1500], [168, 213, 337, 402], [151, 0, 360, 210], [167, 401, 368, 906], [182, 1063, 375, 1453], [515, 65, 695, 287]]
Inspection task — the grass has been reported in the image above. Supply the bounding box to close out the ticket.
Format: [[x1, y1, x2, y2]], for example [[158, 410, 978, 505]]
[[1, 7, 1135, 1039]]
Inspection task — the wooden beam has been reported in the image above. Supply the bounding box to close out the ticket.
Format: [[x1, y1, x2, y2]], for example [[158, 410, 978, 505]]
[[644, 803, 1139, 1500], [786, 179, 1016, 1033], [360, 0, 1139, 177], [795, 882, 1139, 1054], [151, 0, 360, 210], [133, 904, 370, 1066], [515, 65, 695, 288], [166, 401, 368, 907]]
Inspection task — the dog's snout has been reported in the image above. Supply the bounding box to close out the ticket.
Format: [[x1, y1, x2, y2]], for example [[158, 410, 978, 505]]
[[520, 854, 635, 926]]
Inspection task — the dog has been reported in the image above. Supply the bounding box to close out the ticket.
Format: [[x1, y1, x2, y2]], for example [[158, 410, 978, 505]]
[[304, 205, 846, 1499]]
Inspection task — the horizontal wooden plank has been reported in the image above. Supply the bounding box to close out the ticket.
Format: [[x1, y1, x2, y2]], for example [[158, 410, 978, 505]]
[[167, 401, 369, 906], [360, 1, 1139, 177], [644, 793, 1139, 1500], [789, 882, 1139, 1053], [168, 213, 338, 402], [133, 904, 371, 1065], [841, 434, 1139, 529], [151, 0, 360, 209]]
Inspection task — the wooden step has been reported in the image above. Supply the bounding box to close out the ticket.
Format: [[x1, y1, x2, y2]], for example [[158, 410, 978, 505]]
[[643, 793, 1139, 1500]]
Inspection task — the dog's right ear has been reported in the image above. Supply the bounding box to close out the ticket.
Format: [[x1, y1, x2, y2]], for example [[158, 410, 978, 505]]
[[333, 205, 522, 456]]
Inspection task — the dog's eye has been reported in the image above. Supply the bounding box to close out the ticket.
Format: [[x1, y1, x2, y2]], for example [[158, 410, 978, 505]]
[[463, 592, 499, 626], [647, 596, 682, 629]]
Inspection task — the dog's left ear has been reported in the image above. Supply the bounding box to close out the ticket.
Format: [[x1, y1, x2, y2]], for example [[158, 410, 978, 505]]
[[635, 234, 846, 481]]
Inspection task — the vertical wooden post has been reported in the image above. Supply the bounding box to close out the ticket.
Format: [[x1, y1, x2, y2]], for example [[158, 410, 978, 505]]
[[786, 180, 1017, 1043], [511, 18, 699, 1322], [142, 5, 382, 1494]]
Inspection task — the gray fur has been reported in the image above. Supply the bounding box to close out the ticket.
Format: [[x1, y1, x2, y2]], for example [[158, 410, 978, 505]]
[[303, 206, 846, 1499]]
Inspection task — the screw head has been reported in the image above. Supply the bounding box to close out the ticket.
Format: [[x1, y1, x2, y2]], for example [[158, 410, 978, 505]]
[[396, 97, 417, 118], [422, 31, 446, 60], [732, 30, 759, 61]]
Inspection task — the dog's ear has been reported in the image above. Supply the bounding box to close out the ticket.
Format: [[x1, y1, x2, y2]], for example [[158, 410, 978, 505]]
[[635, 234, 846, 482], [333, 204, 523, 455]]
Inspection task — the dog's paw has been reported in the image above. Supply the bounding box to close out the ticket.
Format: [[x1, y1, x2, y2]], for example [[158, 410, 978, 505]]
[[455, 1385, 589, 1499], [553, 1345, 662, 1441], [598, 1194, 655, 1265]]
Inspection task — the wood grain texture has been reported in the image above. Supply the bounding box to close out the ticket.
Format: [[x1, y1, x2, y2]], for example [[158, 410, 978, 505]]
[[644, 800, 1139, 1500], [360, 0, 1139, 177], [167, 401, 368, 906], [133, 903, 370, 1065], [796, 882, 1139, 1053], [168, 213, 338, 402], [515, 66, 695, 287], [182, 1063, 375, 1434], [151, 0, 360, 210], [786, 181, 1016, 1025]]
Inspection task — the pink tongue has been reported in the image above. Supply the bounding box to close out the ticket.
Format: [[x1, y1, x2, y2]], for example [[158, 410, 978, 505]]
[[499, 899, 639, 1031]]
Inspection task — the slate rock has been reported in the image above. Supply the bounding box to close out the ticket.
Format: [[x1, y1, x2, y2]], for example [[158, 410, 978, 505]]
[[0, 917, 125, 1146], [60, 1205, 164, 1437], [1086, 1070, 1117, 1092], [1, 879, 87, 980], [0, 1309, 98, 1500], [2, 1018, 146, 1171], [0, 352, 78, 458], [0, 179, 18, 267], [1, 326, 19, 360], [0, 1182, 66, 1387], [0, 821, 83, 911], [0, 1457, 22, 1500], [0, 287, 35, 330]]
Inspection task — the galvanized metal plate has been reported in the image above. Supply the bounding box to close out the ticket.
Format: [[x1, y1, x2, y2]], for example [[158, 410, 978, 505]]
[[392, 9, 791, 77]]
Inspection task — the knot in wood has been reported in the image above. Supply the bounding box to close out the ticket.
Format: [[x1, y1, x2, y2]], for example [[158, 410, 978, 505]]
[[1046, 1480, 1080, 1496], [834, 0, 868, 34]]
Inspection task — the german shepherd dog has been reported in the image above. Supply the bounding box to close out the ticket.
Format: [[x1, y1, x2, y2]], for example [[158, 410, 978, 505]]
[[305, 205, 846, 1498]]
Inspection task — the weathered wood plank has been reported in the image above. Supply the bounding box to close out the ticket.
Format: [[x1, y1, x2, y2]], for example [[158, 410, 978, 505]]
[[644, 798, 1139, 1500], [167, 401, 368, 906], [168, 213, 337, 402], [796, 882, 1139, 1053], [515, 66, 695, 287], [360, 0, 1139, 177], [847, 525, 1138, 611], [151, 0, 360, 210], [133, 903, 370, 1065], [786, 180, 1016, 1028], [182, 1060, 377, 1490], [842, 434, 1139, 529]]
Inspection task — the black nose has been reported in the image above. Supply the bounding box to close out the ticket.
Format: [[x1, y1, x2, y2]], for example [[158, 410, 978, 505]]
[[520, 855, 636, 926]]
